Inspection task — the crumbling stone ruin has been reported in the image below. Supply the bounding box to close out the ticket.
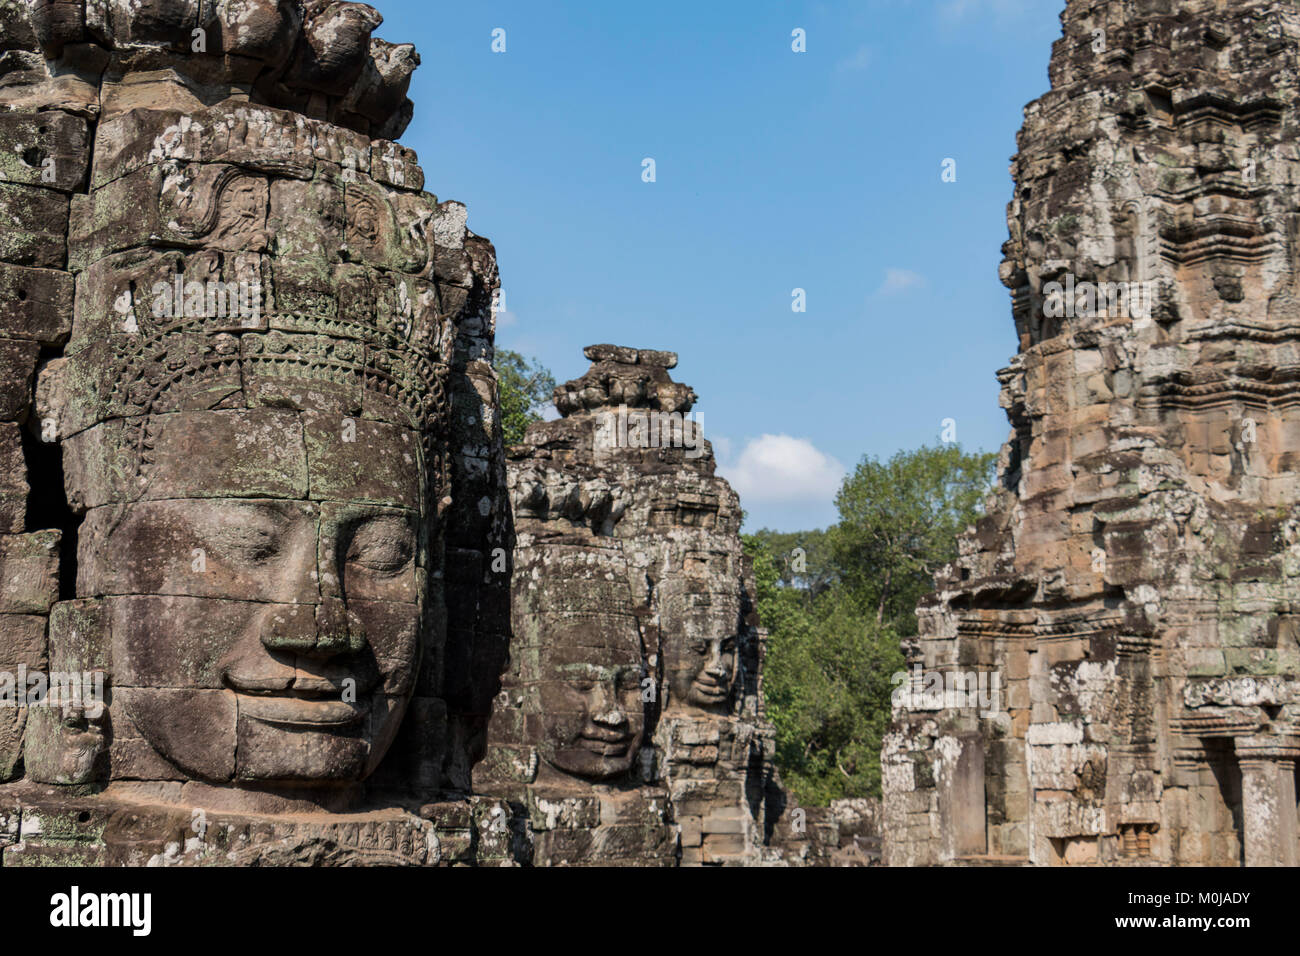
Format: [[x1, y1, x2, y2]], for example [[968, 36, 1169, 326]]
[[0, 0, 516, 865], [483, 344, 781, 865], [885, 0, 1300, 866]]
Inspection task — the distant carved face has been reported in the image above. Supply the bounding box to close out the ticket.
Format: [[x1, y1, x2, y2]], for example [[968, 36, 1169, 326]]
[[82, 408, 428, 786], [536, 631, 645, 780], [671, 634, 737, 711], [662, 552, 740, 713]]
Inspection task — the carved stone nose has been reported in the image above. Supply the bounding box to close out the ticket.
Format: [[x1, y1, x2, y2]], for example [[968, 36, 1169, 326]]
[[259, 598, 364, 657], [592, 708, 627, 728]]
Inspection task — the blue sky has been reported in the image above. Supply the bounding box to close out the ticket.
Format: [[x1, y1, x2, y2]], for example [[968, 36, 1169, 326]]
[[376, 0, 1065, 531]]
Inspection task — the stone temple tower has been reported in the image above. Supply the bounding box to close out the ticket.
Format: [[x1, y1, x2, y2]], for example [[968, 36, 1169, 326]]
[[483, 345, 783, 866], [0, 0, 515, 864], [885, 0, 1300, 866]]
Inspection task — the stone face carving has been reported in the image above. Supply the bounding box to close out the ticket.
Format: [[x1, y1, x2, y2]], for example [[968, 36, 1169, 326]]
[[484, 345, 814, 865], [659, 541, 741, 714], [518, 542, 647, 783], [885, 0, 1300, 867], [0, 0, 516, 863], [53, 109, 453, 802]]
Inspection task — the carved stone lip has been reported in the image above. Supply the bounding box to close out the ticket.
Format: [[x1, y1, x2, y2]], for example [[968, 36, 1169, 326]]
[[691, 677, 729, 700], [578, 729, 634, 755], [234, 692, 368, 728]]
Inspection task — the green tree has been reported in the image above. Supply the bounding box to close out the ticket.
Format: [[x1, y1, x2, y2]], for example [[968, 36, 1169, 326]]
[[747, 527, 834, 606], [745, 533, 817, 641], [746, 442, 996, 804], [830, 443, 996, 634], [494, 349, 556, 446], [745, 535, 904, 803]]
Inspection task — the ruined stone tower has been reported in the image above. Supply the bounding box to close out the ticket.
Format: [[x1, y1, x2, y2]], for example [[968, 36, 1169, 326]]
[[481, 345, 788, 865], [885, 0, 1300, 866]]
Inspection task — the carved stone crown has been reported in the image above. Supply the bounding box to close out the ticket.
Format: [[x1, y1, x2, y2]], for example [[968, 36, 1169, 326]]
[[4, 0, 417, 138], [553, 344, 698, 417]]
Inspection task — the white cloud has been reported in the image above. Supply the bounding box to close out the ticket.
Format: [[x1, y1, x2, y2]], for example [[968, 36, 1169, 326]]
[[836, 45, 873, 73], [719, 434, 845, 505], [710, 434, 733, 464], [876, 267, 925, 295]]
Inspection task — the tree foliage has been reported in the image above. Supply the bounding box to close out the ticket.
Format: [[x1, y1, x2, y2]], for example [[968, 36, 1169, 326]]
[[831, 444, 996, 635], [745, 443, 996, 805], [495, 349, 556, 446]]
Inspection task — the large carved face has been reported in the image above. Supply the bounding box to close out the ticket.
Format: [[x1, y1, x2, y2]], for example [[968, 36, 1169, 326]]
[[43, 98, 458, 794], [670, 633, 737, 711], [78, 408, 429, 786]]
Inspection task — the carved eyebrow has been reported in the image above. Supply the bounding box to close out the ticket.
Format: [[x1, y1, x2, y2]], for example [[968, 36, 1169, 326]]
[[558, 664, 609, 680], [218, 502, 298, 537], [352, 511, 413, 529], [242, 501, 287, 522], [343, 511, 416, 547], [207, 512, 283, 556], [336, 505, 416, 528]]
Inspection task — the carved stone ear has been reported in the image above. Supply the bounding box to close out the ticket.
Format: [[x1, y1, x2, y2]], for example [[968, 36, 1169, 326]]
[[24, 703, 106, 786]]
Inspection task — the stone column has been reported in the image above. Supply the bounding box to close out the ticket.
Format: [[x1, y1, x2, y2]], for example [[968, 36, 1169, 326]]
[[1237, 737, 1299, 867], [936, 723, 987, 860]]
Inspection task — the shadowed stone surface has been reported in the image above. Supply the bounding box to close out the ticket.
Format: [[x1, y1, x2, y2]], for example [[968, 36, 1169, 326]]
[[885, 0, 1300, 867]]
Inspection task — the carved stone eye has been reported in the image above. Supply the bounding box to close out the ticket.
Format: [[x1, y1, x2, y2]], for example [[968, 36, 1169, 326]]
[[346, 516, 413, 573]]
